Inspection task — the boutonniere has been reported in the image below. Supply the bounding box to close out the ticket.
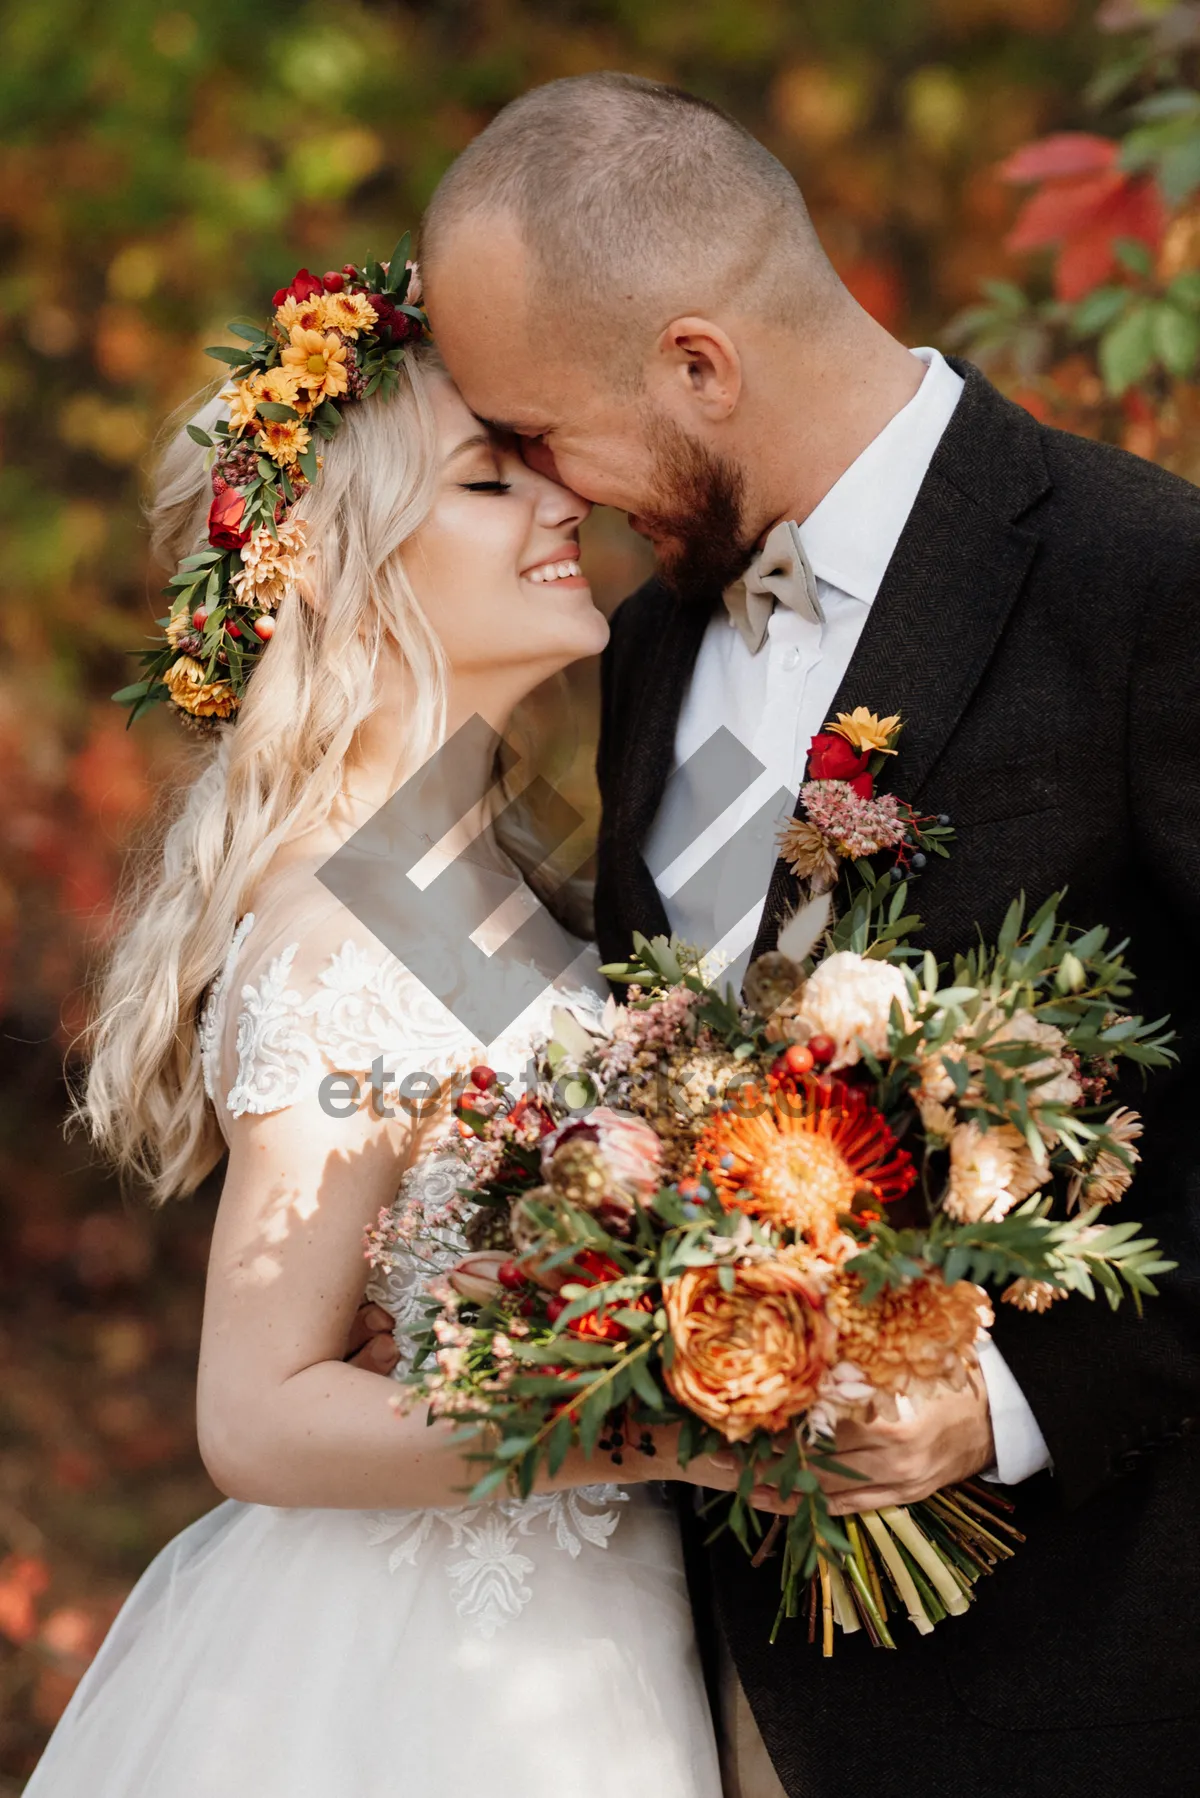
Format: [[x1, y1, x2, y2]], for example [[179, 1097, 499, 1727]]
[[771, 709, 954, 965]]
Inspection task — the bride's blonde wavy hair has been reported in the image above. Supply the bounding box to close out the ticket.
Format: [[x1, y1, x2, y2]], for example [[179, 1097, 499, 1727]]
[[81, 346, 451, 1203]]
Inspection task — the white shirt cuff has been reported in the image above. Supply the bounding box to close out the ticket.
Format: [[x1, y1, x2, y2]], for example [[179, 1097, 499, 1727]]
[[975, 1336, 1052, 1486]]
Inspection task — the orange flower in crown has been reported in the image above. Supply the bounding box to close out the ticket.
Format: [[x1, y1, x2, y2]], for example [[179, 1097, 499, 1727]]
[[115, 238, 428, 730]]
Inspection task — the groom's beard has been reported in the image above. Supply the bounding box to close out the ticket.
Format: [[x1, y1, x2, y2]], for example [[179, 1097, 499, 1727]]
[[636, 412, 754, 602]]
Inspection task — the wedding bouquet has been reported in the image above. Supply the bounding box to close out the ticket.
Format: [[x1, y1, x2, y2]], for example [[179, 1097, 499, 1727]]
[[382, 710, 1175, 1653]]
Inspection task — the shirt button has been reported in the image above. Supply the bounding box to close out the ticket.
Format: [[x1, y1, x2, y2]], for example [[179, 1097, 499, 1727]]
[[780, 646, 801, 672]]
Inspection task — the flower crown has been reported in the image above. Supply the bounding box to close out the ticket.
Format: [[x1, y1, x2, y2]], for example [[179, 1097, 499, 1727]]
[[115, 233, 429, 728]]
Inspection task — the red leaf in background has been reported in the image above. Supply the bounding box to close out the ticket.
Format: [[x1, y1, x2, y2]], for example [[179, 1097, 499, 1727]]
[[1000, 132, 1117, 183], [0, 1555, 50, 1646], [1006, 169, 1128, 250], [1002, 132, 1167, 301]]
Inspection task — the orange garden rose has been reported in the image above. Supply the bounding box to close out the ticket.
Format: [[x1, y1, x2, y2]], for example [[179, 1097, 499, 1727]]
[[663, 1256, 835, 1441], [696, 1077, 915, 1250]]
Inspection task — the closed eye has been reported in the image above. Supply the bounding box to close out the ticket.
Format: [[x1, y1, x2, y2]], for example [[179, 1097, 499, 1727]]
[[461, 480, 512, 494]]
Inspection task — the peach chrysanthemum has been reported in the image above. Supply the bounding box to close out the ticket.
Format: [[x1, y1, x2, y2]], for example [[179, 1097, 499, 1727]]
[[224, 378, 260, 435], [231, 516, 308, 609], [696, 1077, 915, 1250], [827, 1269, 992, 1398], [1001, 1278, 1065, 1314], [663, 1255, 836, 1442], [917, 1008, 1081, 1142], [255, 416, 311, 466], [281, 326, 349, 404], [255, 365, 303, 409], [1067, 1107, 1143, 1211], [162, 656, 237, 720], [322, 290, 377, 336], [944, 1120, 1050, 1223], [275, 293, 327, 336]]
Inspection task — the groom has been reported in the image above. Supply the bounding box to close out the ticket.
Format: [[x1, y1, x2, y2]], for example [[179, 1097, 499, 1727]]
[[417, 73, 1200, 1797]]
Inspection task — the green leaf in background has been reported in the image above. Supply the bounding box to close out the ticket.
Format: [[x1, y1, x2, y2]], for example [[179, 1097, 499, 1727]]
[[1167, 271, 1200, 311], [186, 424, 215, 447], [1152, 302, 1200, 377], [1099, 303, 1156, 394], [1113, 238, 1154, 279], [1158, 134, 1200, 207], [1073, 286, 1130, 336]]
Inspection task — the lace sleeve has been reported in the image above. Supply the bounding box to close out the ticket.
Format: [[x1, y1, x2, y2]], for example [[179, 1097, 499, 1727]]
[[200, 897, 481, 1127], [199, 875, 610, 1129]]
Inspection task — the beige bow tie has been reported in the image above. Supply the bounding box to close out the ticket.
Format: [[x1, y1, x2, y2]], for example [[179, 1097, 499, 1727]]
[[722, 519, 824, 653]]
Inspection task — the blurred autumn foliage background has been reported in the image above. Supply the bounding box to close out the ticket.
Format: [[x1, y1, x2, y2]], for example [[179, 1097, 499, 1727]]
[[3, 0, 1200, 1782]]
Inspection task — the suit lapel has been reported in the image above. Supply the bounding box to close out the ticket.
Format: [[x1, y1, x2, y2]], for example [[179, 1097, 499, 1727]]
[[611, 585, 717, 939], [750, 362, 1052, 960]]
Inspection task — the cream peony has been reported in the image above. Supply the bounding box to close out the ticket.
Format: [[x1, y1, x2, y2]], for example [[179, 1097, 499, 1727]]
[[944, 1120, 1050, 1223], [792, 951, 912, 1069]]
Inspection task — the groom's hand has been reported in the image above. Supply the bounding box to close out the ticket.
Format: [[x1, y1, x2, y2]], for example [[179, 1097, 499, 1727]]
[[820, 1373, 994, 1515]]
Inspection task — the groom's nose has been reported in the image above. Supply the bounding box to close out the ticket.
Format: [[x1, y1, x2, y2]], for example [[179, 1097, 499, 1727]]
[[520, 436, 562, 482]]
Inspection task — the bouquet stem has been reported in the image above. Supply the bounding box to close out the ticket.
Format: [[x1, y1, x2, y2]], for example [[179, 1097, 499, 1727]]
[[800, 1482, 1021, 1655]]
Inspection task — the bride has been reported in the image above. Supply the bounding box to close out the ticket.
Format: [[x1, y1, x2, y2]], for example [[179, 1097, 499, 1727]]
[[26, 273, 728, 1796]]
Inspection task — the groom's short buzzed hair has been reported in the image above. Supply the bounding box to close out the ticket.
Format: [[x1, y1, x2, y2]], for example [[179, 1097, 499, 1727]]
[[422, 72, 840, 369]]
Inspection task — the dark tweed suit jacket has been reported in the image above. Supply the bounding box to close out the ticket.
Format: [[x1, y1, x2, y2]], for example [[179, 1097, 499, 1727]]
[[593, 362, 1200, 1796]]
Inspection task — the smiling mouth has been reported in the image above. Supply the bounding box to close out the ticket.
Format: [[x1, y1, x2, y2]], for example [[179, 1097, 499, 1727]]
[[525, 558, 585, 584]]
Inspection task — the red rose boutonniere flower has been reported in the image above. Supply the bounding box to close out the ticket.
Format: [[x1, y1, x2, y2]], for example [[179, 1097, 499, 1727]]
[[808, 731, 874, 798]]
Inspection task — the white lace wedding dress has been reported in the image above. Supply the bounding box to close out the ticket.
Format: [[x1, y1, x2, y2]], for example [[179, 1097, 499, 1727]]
[[27, 881, 721, 1797]]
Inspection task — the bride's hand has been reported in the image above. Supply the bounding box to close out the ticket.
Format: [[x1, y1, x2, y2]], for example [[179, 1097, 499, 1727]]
[[613, 1425, 802, 1517], [343, 1302, 400, 1374]]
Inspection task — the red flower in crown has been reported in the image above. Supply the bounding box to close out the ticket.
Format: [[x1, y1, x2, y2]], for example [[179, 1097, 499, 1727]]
[[272, 267, 324, 308], [365, 293, 424, 346], [808, 731, 874, 798], [207, 478, 251, 551]]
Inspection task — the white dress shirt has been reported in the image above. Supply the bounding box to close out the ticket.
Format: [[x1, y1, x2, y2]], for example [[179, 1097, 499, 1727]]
[[645, 346, 1050, 1487]]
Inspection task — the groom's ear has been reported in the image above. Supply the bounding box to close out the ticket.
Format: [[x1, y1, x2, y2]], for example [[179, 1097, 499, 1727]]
[[651, 317, 742, 424]]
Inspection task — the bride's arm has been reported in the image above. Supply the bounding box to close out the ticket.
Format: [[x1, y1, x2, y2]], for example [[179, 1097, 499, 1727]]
[[196, 1097, 749, 1510]]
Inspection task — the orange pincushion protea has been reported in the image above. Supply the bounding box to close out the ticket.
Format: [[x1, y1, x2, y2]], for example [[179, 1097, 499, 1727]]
[[695, 1078, 915, 1249]]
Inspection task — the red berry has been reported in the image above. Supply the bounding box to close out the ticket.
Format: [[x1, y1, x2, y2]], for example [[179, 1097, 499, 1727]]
[[519, 1296, 537, 1317], [226, 622, 241, 638], [497, 1260, 525, 1291], [470, 1064, 496, 1090], [785, 1044, 815, 1076], [546, 1296, 568, 1324], [342, 263, 358, 277], [322, 270, 345, 292], [253, 615, 275, 641], [192, 607, 208, 632], [808, 1034, 837, 1066]]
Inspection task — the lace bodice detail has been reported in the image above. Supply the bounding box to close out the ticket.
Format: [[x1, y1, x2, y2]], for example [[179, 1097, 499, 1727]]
[[199, 895, 623, 1634]]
